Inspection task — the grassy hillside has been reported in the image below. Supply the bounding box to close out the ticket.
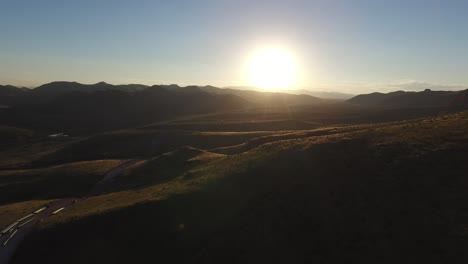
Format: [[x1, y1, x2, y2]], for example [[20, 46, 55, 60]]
[[0, 160, 127, 205], [151, 103, 464, 127], [11, 111, 468, 264], [33, 130, 280, 165], [0, 126, 34, 147], [0, 140, 68, 169], [142, 119, 321, 132], [0, 129, 278, 168], [0, 200, 52, 228]]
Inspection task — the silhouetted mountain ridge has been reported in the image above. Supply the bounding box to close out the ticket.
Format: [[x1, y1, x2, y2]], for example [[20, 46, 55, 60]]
[[348, 89, 468, 107], [31, 81, 149, 97], [0, 85, 29, 105], [288, 89, 354, 100], [0, 84, 249, 134], [0, 82, 151, 106], [200, 86, 322, 105], [1, 82, 324, 106]]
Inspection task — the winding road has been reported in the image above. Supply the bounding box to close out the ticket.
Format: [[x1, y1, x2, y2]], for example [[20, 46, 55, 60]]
[[0, 159, 140, 264]]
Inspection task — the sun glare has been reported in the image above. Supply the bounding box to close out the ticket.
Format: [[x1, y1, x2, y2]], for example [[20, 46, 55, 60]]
[[246, 47, 299, 91]]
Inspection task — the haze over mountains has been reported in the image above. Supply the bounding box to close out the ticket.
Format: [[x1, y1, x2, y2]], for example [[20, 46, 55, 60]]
[[2, 81, 467, 107], [226, 86, 355, 100], [1, 81, 467, 136], [0, 82, 323, 106], [0, 82, 324, 135]]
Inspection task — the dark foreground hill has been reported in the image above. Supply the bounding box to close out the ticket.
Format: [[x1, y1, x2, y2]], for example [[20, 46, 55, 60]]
[[8, 111, 468, 264], [348, 88, 468, 107]]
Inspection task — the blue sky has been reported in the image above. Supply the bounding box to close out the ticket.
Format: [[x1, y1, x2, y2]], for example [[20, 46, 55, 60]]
[[1, 0, 468, 93]]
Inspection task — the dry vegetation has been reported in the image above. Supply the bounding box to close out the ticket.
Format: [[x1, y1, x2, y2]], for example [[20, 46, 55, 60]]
[[0, 200, 52, 228], [0, 159, 127, 205], [4, 111, 468, 264], [0, 140, 68, 169]]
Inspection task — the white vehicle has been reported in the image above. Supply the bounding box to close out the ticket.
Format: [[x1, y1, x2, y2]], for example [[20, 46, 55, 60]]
[[52, 207, 65, 215], [34, 207, 47, 214]]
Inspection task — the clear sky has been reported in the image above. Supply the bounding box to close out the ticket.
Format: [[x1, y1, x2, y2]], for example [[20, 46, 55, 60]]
[[1, 0, 468, 93]]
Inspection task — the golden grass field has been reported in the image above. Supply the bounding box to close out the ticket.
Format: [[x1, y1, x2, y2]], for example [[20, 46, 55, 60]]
[[2, 111, 468, 263]]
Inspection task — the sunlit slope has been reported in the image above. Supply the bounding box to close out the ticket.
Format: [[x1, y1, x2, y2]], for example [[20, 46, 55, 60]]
[[13, 111, 468, 264], [0, 129, 279, 168], [146, 103, 463, 129], [35, 130, 280, 165], [2, 101, 463, 168]]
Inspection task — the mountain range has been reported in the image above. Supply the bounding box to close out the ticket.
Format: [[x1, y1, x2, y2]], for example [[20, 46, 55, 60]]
[[347, 88, 468, 107], [0, 82, 325, 135], [0, 82, 323, 107], [1, 82, 468, 135], [3, 82, 467, 108], [226, 86, 355, 100]]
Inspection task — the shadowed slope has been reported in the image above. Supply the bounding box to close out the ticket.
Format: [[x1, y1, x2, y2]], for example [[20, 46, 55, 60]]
[[11, 111, 468, 264]]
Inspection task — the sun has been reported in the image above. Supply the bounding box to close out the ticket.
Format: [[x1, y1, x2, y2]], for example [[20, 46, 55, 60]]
[[246, 47, 299, 91]]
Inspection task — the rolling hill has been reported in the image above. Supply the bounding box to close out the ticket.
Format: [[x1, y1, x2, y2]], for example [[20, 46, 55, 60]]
[[7, 111, 468, 264]]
